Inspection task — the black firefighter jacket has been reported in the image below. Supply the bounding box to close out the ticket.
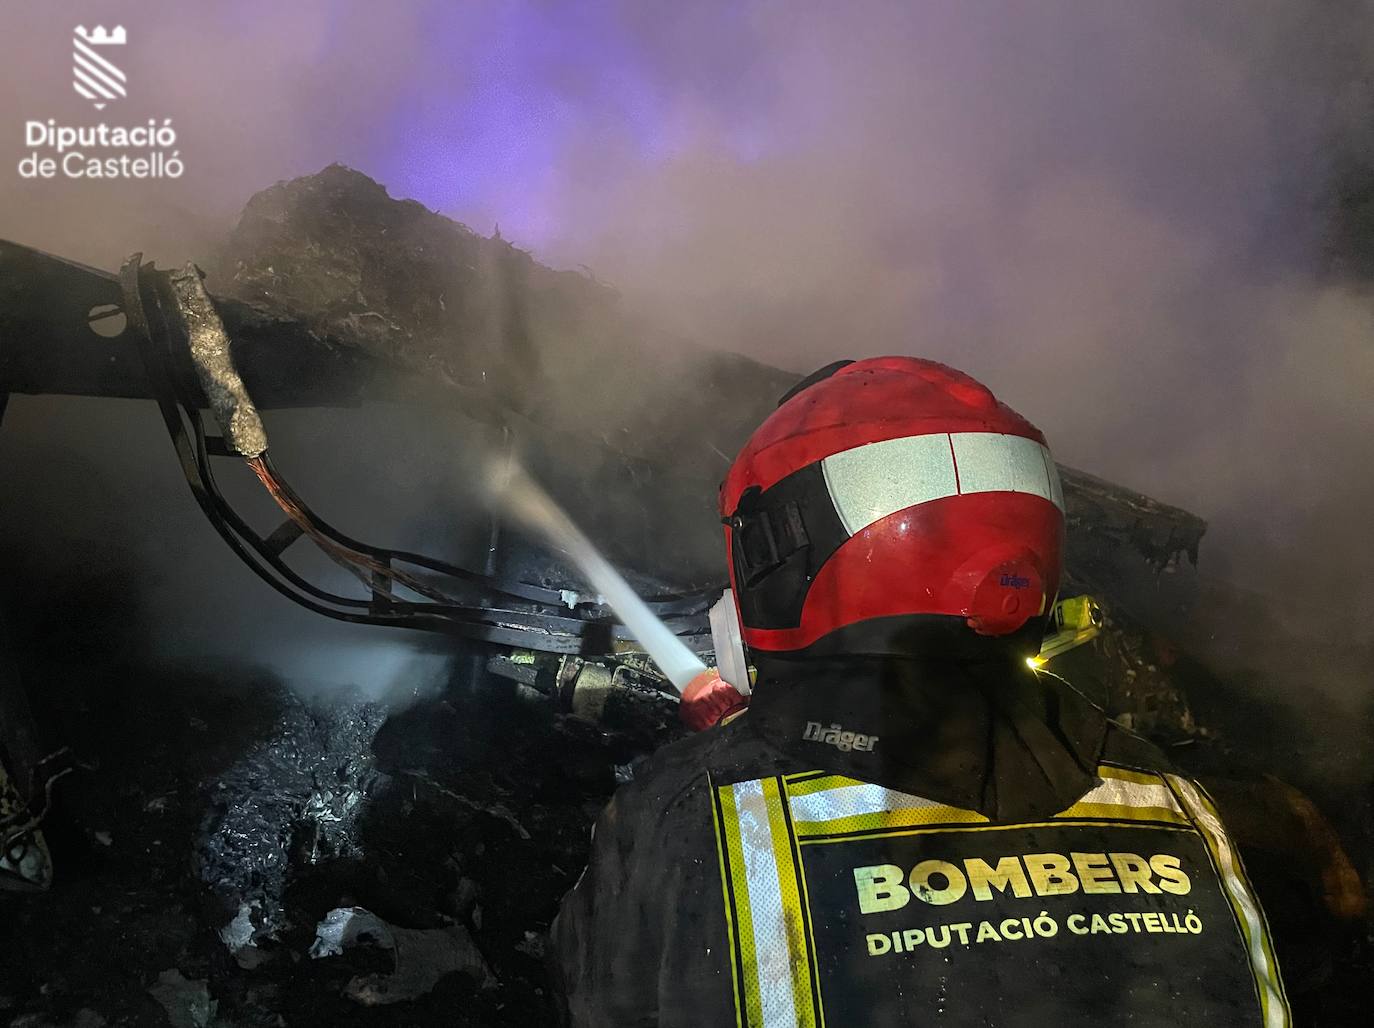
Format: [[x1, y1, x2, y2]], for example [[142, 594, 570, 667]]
[[550, 655, 1289, 1027]]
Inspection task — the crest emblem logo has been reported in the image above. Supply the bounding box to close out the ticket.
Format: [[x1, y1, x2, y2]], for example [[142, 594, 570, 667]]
[[72, 25, 127, 111]]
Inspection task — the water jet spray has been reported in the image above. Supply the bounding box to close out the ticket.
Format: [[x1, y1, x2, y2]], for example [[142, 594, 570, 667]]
[[485, 458, 707, 692]]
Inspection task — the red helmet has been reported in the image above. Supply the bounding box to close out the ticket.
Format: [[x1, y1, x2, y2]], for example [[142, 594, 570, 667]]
[[719, 357, 1064, 657]]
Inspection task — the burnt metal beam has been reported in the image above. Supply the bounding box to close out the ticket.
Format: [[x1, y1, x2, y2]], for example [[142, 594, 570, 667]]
[[1059, 464, 1207, 569], [0, 239, 479, 414]]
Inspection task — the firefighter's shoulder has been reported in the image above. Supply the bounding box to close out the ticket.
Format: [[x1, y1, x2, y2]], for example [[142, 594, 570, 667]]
[[614, 712, 789, 829], [1099, 715, 1180, 776]]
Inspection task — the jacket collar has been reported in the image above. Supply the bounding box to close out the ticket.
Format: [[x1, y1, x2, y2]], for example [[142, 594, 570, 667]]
[[743, 653, 1108, 821]]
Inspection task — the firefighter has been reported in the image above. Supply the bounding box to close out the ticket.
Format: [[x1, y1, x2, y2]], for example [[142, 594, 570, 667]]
[[550, 356, 1289, 1026]]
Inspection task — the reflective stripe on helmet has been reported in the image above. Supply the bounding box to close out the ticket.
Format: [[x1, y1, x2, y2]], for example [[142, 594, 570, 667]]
[[820, 434, 959, 536], [820, 432, 1063, 537], [950, 432, 1062, 509]]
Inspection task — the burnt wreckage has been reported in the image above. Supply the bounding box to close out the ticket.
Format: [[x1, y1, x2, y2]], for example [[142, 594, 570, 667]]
[[0, 166, 1365, 1024]]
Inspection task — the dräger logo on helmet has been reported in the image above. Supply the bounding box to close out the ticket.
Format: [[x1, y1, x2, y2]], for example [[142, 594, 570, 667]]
[[999, 574, 1031, 588], [803, 721, 878, 752]]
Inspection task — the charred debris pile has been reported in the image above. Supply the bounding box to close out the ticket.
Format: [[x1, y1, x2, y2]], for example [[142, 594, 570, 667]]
[[208, 164, 795, 583], [0, 165, 1365, 1025]]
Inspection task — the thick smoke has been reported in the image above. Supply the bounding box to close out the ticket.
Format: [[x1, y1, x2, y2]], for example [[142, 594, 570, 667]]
[[532, 2, 1374, 685], [2, 2, 1373, 715]]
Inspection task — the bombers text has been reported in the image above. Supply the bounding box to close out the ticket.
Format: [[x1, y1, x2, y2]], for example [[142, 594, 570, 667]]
[[853, 851, 1191, 911]]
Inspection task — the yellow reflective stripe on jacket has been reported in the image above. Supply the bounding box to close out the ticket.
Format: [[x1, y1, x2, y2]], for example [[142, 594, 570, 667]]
[[787, 778, 988, 838], [1165, 774, 1291, 1028], [1057, 768, 1189, 825], [1098, 764, 1165, 787], [713, 775, 821, 1028], [710, 776, 746, 1028], [780, 763, 1185, 842]]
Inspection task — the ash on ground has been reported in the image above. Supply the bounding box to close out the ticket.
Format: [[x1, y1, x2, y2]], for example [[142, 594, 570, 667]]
[[0, 649, 672, 1027]]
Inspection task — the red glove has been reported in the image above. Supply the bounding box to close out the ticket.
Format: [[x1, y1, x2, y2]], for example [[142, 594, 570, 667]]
[[680, 669, 748, 731]]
